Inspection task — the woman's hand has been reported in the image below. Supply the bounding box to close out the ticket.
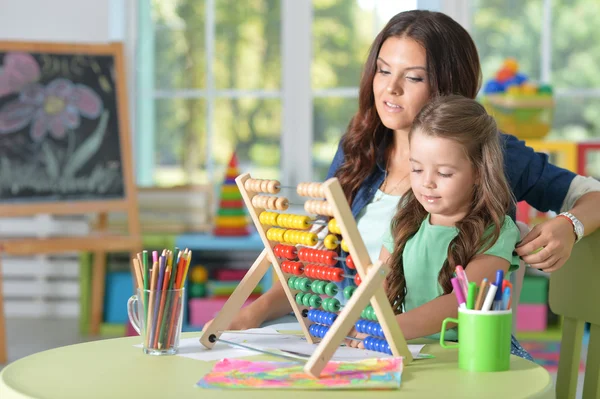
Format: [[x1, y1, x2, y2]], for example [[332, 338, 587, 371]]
[[515, 216, 576, 272], [344, 327, 368, 349], [202, 305, 266, 332]]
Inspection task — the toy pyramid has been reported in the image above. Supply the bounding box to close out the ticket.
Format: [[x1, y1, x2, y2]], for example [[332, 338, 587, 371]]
[[213, 152, 251, 236]]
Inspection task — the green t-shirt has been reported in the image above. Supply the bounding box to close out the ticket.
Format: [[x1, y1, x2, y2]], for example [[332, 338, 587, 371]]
[[381, 214, 521, 341]]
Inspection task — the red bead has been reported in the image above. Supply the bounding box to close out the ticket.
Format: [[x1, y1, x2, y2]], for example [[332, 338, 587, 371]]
[[346, 255, 355, 270], [324, 251, 337, 266], [325, 268, 335, 281], [354, 273, 362, 286], [332, 268, 344, 282], [303, 264, 313, 278], [308, 249, 317, 263], [297, 247, 307, 261], [319, 266, 329, 280], [291, 262, 302, 275]]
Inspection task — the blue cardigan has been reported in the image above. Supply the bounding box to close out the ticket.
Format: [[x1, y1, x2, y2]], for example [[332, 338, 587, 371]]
[[325, 132, 576, 220]]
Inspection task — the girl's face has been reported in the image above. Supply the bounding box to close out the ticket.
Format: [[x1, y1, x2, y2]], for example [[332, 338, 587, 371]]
[[409, 130, 477, 226], [373, 36, 432, 133]]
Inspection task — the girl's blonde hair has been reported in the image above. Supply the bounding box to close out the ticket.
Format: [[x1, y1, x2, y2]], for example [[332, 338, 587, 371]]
[[386, 94, 515, 312]]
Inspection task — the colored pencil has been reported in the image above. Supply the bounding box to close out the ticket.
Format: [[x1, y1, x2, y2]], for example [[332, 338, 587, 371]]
[[474, 278, 488, 310], [145, 261, 159, 349]]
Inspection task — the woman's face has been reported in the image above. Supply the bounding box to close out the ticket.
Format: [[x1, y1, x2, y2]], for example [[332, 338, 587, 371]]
[[373, 36, 432, 133]]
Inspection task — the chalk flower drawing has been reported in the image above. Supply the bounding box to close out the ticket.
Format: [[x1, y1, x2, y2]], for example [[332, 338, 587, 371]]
[[0, 78, 103, 141], [0, 52, 41, 97]]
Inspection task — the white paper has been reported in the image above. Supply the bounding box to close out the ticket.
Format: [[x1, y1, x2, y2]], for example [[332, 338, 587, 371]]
[[133, 327, 428, 362]]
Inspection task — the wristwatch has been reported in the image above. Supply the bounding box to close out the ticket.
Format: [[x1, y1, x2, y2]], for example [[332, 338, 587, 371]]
[[558, 212, 584, 243]]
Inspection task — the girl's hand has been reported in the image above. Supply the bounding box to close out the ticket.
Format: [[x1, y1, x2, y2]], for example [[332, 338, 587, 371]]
[[515, 216, 576, 272], [202, 305, 266, 332]]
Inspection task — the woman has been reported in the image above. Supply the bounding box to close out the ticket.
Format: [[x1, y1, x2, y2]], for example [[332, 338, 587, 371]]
[[207, 10, 600, 348]]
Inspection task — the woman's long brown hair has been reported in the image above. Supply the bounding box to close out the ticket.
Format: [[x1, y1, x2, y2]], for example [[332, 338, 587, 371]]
[[385, 95, 515, 312], [335, 10, 482, 204]]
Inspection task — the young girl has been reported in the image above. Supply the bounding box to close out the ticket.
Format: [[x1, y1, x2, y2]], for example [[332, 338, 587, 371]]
[[348, 94, 521, 346]]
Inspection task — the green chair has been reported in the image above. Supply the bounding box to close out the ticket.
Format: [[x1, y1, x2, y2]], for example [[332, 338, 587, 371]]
[[549, 229, 600, 399]]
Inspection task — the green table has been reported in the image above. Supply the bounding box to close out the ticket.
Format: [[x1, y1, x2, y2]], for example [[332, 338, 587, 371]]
[[0, 333, 555, 399]]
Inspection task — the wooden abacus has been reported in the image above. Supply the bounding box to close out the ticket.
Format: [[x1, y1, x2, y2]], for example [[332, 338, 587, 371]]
[[199, 173, 413, 377]]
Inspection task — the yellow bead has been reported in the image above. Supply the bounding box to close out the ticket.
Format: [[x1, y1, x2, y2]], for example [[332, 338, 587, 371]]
[[259, 211, 268, 224], [323, 234, 339, 250], [266, 213, 275, 225], [341, 239, 349, 252], [306, 232, 318, 246], [278, 229, 286, 242], [328, 218, 341, 234], [296, 216, 311, 230]]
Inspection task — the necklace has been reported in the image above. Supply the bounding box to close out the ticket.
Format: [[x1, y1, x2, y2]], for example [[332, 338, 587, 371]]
[[373, 157, 409, 202]]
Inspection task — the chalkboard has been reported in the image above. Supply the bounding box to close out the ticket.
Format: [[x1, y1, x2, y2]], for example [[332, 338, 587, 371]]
[[0, 43, 127, 205]]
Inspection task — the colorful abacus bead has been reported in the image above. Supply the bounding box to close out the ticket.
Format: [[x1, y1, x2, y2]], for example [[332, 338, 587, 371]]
[[361, 305, 378, 321], [245, 179, 281, 194], [297, 182, 324, 198], [322, 297, 341, 312], [273, 244, 297, 260], [295, 292, 322, 308], [346, 255, 355, 269], [309, 324, 330, 338], [341, 239, 349, 252], [307, 309, 337, 326], [281, 260, 303, 275], [343, 285, 356, 300], [355, 320, 384, 338], [298, 248, 338, 266], [363, 336, 392, 355], [354, 273, 362, 286], [259, 211, 279, 226], [323, 234, 339, 250], [327, 218, 341, 234]]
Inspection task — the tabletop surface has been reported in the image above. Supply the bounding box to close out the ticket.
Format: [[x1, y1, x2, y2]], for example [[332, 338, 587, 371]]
[[0, 332, 555, 399]]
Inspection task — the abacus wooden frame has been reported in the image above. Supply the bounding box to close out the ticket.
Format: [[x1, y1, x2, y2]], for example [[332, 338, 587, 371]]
[[199, 173, 413, 377]]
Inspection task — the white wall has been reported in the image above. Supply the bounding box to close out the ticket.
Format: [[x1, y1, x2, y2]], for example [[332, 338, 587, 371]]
[[0, 0, 111, 42]]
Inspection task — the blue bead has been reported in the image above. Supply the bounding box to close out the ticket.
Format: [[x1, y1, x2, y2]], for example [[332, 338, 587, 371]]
[[308, 310, 316, 322], [363, 336, 373, 351], [309, 325, 317, 336], [374, 339, 382, 353], [317, 312, 324, 324], [376, 324, 383, 338]]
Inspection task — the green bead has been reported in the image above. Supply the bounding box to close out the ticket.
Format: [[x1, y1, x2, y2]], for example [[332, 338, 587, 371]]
[[343, 285, 356, 300], [288, 276, 297, 289], [327, 298, 340, 312], [316, 280, 326, 295], [302, 293, 312, 307], [296, 292, 304, 305], [367, 306, 377, 321], [293, 278, 303, 291], [298, 277, 311, 292], [310, 280, 321, 293], [309, 295, 322, 308], [324, 282, 338, 297]]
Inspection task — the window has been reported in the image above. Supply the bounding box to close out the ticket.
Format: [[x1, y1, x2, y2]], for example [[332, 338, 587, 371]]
[[471, 0, 600, 142], [311, 0, 417, 180], [143, 0, 281, 186], [137, 0, 422, 186]]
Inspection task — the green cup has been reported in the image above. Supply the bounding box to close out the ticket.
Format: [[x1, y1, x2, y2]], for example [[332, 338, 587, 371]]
[[440, 308, 512, 372]]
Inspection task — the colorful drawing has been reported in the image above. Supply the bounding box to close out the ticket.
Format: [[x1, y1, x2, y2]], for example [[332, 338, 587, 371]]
[[197, 357, 403, 390]]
